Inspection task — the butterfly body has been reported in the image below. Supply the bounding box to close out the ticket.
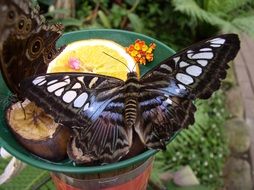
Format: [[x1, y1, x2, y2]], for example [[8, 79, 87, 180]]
[[124, 72, 139, 127]]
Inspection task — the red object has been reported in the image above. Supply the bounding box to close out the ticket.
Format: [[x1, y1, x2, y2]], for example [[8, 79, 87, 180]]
[[51, 158, 153, 190]]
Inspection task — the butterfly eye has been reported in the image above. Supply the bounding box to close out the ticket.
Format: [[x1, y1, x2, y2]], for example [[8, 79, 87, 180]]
[[18, 19, 25, 30], [47, 52, 53, 60], [27, 37, 44, 60], [8, 10, 15, 20], [16, 16, 28, 34], [43, 45, 55, 62], [6, 6, 16, 23], [44, 50, 54, 62], [32, 40, 42, 53]]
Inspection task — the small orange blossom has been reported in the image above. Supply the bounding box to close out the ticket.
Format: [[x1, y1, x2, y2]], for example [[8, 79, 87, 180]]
[[126, 39, 156, 65]]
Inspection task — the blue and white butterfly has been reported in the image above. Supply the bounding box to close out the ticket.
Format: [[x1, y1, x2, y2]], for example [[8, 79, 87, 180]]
[[18, 34, 240, 164]]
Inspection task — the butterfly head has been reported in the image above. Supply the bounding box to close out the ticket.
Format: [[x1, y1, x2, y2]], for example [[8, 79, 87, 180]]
[[127, 72, 138, 79]]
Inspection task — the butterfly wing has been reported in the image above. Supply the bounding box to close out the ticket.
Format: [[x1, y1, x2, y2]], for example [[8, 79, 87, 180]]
[[136, 34, 240, 149], [141, 34, 240, 99], [0, 0, 40, 42], [0, 0, 64, 95], [20, 73, 131, 163], [135, 90, 196, 149]]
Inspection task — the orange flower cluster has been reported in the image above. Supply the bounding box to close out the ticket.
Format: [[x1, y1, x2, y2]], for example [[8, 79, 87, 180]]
[[126, 39, 156, 65]]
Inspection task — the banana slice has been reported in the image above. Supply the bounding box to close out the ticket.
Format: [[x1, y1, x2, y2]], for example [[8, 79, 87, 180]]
[[6, 100, 71, 162]]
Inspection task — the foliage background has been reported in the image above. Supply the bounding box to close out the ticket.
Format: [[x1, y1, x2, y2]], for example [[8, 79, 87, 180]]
[[39, 0, 254, 50]]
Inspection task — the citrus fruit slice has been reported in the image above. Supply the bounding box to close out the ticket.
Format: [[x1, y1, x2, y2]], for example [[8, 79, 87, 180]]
[[47, 39, 138, 80]]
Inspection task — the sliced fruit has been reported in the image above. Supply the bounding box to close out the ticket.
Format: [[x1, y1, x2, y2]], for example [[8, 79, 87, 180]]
[[6, 100, 71, 162], [47, 39, 138, 80]]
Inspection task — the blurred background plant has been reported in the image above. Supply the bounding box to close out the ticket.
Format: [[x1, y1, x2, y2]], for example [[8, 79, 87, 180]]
[[37, 0, 254, 50]]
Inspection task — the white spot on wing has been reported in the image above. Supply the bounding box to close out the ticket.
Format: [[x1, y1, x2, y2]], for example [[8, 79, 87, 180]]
[[165, 98, 172, 105], [73, 92, 88, 108], [89, 77, 98, 88], [189, 52, 214, 59], [77, 76, 84, 83], [55, 88, 64, 96], [175, 89, 180, 93], [179, 61, 189, 68], [186, 65, 202, 76], [33, 76, 46, 85], [38, 80, 46, 86], [64, 78, 71, 84], [47, 81, 69, 92], [176, 73, 194, 85], [83, 103, 89, 111], [209, 38, 225, 44], [197, 60, 208, 66], [72, 83, 81, 89], [200, 48, 212, 51], [178, 84, 186, 90], [62, 90, 77, 103], [173, 57, 180, 63], [210, 44, 221, 47], [47, 79, 58, 85], [160, 64, 172, 72]]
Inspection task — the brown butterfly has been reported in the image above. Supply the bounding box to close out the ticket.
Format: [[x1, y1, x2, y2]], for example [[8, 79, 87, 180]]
[[0, 0, 64, 95]]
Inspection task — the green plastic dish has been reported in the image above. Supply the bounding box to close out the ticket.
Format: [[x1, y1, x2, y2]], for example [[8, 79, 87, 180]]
[[0, 29, 175, 173]]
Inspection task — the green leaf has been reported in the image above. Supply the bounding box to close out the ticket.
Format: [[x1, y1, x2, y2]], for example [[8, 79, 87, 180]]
[[207, 0, 252, 14], [56, 18, 83, 27], [24, 171, 49, 190], [127, 13, 143, 32], [44, 9, 70, 17], [109, 4, 127, 28], [172, 0, 254, 37], [172, 0, 225, 25], [37, 0, 53, 6], [98, 10, 111, 28], [125, 0, 137, 6], [0, 161, 51, 190], [231, 16, 254, 37]]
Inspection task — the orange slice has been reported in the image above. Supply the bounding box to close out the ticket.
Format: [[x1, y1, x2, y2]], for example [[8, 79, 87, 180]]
[[47, 39, 138, 80]]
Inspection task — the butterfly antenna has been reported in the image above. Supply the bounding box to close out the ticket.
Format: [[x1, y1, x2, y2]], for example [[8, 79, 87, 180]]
[[131, 61, 139, 72], [102, 51, 131, 72]]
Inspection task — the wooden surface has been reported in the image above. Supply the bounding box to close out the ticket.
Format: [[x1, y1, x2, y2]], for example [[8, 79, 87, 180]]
[[234, 34, 254, 121], [234, 33, 254, 180]]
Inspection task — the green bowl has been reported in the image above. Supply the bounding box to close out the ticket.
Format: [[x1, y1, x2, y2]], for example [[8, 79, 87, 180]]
[[0, 29, 175, 173]]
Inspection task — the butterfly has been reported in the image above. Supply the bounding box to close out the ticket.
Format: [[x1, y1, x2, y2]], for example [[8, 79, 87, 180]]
[[19, 34, 240, 164], [0, 0, 64, 96], [0, 0, 240, 165]]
